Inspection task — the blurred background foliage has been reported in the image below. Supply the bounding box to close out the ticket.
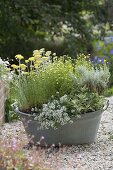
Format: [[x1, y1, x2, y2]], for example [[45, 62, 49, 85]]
[[1, 0, 113, 122], [0, 0, 112, 61]]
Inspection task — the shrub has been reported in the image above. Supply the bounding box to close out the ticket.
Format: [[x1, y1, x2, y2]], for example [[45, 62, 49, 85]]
[[105, 86, 113, 97]]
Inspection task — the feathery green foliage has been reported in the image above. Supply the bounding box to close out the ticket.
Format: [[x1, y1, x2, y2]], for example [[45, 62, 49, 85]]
[[11, 50, 110, 111]]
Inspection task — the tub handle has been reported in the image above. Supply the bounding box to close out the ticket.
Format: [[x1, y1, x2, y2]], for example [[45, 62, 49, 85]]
[[103, 100, 109, 111]]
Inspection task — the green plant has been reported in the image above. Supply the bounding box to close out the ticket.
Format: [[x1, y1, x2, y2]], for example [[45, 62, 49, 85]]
[[73, 54, 110, 94], [92, 35, 113, 86], [11, 51, 74, 111], [110, 135, 113, 139], [11, 49, 110, 129], [104, 86, 113, 97], [5, 97, 19, 122]]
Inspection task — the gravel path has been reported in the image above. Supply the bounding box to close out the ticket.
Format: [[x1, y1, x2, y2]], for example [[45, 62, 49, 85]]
[[0, 97, 113, 170]]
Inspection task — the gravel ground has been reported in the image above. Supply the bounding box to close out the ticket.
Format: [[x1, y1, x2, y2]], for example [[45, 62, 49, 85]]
[[0, 97, 113, 170]]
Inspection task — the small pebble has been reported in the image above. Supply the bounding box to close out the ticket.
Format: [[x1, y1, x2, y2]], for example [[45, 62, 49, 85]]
[[0, 97, 113, 169]]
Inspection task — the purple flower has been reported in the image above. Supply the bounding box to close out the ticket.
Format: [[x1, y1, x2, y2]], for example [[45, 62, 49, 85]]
[[97, 46, 102, 51], [91, 56, 100, 64], [110, 36, 113, 42], [94, 56, 98, 60], [91, 56, 107, 65], [104, 37, 111, 44], [110, 49, 113, 54], [101, 58, 105, 64], [97, 58, 101, 63]]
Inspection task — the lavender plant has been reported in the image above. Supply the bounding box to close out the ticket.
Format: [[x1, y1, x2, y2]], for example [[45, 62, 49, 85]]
[[93, 35, 113, 85]]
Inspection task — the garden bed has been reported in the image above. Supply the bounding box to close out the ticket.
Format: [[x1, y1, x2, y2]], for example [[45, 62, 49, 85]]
[[0, 97, 113, 170]]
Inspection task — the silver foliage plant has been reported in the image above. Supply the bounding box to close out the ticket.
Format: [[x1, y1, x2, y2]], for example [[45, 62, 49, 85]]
[[72, 63, 110, 94]]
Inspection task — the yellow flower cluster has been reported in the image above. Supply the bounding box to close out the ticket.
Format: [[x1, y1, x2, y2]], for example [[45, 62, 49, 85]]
[[20, 64, 26, 70], [33, 50, 41, 60], [32, 49, 51, 68], [45, 51, 51, 57], [29, 57, 35, 61], [25, 60, 29, 63], [11, 64, 19, 69], [76, 54, 92, 70], [11, 49, 53, 73], [15, 54, 24, 60]]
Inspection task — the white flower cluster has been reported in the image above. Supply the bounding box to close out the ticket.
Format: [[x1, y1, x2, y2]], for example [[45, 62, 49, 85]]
[[35, 95, 73, 129], [0, 58, 10, 80], [0, 58, 9, 66], [60, 94, 68, 104]]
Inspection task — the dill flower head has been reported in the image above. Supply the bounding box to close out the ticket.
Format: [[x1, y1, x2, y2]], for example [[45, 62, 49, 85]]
[[42, 57, 48, 61], [11, 64, 19, 69], [34, 60, 42, 68], [34, 54, 41, 60], [15, 54, 24, 60], [33, 50, 42, 59], [20, 64, 26, 70], [25, 60, 29, 63], [45, 51, 51, 57], [29, 57, 35, 61]]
